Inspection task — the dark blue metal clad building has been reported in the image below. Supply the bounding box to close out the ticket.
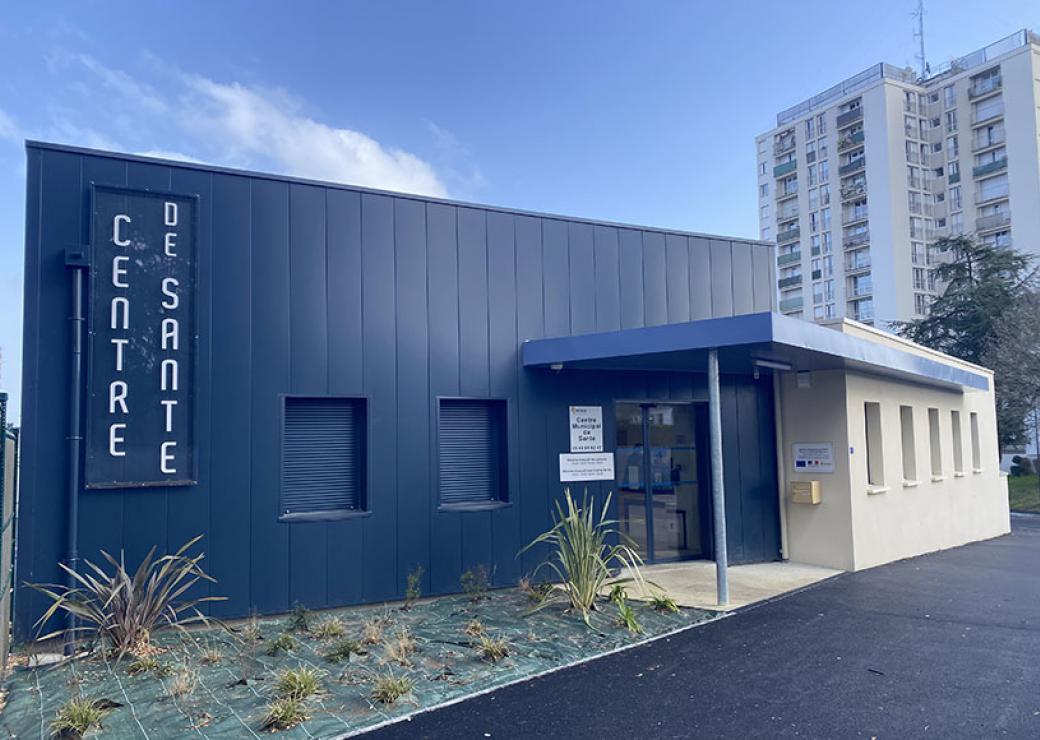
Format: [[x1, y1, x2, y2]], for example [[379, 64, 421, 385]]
[[16, 141, 783, 637]]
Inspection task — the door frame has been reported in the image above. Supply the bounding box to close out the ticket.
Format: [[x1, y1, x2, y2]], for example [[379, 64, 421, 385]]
[[613, 399, 713, 564]]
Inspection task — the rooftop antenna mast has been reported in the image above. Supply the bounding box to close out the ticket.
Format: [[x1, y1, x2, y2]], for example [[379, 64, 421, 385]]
[[912, 0, 929, 79]]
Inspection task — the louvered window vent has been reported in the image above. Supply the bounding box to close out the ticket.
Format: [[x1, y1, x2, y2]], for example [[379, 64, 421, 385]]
[[281, 397, 366, 517]]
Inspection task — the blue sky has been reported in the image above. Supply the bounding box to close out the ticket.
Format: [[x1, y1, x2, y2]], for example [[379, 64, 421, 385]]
[[1, 1, 1038, 419]]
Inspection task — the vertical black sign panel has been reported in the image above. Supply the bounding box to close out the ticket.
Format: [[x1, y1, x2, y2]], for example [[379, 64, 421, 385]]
[[85, 185, 198, 488]]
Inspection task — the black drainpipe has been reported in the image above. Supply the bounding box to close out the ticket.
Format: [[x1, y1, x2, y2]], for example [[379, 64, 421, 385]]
[[64, 246, 88, 655]]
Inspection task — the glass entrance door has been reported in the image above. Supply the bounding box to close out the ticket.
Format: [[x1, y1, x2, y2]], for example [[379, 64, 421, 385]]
[[615, 402, 710, 563]]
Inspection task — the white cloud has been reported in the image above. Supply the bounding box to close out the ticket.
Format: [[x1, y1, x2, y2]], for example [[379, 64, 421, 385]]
[[44, 111, 121, 152], [0, 108, 20, 143], [63, 54, 449, 198], [426, 120, 486, 196], [135, 149, 205, 164], [179, 77, 447, 197], [75, 54, 168, 115]]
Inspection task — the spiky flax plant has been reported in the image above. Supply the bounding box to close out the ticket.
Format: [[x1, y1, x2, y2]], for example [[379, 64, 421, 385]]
[[519, 487, 647, 624], [29, 535, 224, 657]]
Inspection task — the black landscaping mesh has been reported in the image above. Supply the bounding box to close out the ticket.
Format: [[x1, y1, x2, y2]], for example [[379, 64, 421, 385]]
[[2, 589, 715, 738]]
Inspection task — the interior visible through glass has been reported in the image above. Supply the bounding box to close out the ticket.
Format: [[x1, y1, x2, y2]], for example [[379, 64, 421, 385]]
[[615, 402, 707, 563]]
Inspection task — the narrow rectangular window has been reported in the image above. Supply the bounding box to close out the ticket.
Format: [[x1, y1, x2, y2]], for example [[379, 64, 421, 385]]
[[900, 405, 917, 483], [970, 412, 981, 471], [928, 407, 942, 478], [951, 410, 964, 474], [281, 397, 366, 518], [438, 398, 508, 507], [864, 402, 884, 487]]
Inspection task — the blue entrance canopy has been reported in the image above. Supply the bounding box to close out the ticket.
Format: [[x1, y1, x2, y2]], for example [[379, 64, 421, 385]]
[[521, 312, 989, 391]]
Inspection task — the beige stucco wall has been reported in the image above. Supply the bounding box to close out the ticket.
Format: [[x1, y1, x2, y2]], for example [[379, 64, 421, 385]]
[[779, 370, 857, 571], [777, 325, 1010, 571], [843, 373, 1008, 570]]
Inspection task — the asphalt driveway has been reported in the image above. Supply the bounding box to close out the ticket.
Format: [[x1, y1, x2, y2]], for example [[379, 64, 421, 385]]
[[366, 515, 1040, 739]]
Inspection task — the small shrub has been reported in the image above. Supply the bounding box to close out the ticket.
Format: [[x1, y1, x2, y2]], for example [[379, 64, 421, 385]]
[[51, 696, 110, 737], [370, 671, 414, 704], [311, 617, 346, 639], [266, 633, 296, 657], [383, 628, 418, 666], [127, 655, 172, 677], [324, 638, 365, 664], [1011, 455, 1034, 476], [275, 666, 323, 700], [287, 603, 312, 633], [261, 696, 309, 731], [461, 565, 491, 602], [519, 488, 647, 625], [463, 619, 486, 637], [361, 618, 385, 646], [476, 634, 511, 663], [404, 566, 424, 609], [649, 592, 680, 614], [166, 669, 198, 700], [200, 647, 223, 665], [29, 535, 224, 657]]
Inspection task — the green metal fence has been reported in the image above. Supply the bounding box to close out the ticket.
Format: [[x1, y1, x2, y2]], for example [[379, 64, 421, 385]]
[[0, 392, 17, 670]]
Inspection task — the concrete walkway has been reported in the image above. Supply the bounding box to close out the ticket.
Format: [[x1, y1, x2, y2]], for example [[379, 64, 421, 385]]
[[633, 560, 842, 611], [367, 516, 1040, 738]]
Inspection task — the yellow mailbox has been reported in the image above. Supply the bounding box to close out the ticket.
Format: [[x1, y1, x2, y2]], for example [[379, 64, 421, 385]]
[[790, 480, 822, 505]]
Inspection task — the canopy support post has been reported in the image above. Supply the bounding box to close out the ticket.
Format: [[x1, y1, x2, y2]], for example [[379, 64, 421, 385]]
[[708, 348, 729, 607]]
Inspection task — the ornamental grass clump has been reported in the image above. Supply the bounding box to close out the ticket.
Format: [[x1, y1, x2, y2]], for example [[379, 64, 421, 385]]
[[476, 633, 511, 663], [383, 628, 418, 667], [311, 617, 347, 639], [266, 633, 296, 657], [361, 618, 386, 646], [370, 670, 414, 705], [519, 488, 647, 625], [275, 666, 323, 700], [261, 696, 309, 731], [29, 535, 223, 658], [165, 668, 199, 700], [51, 696, 110, 738], [127, 655, 172, 677], [324, 638, 365, 664]]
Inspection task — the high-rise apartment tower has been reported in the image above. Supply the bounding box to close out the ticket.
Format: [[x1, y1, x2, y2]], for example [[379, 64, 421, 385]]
[[756, 30, 1040, 327]]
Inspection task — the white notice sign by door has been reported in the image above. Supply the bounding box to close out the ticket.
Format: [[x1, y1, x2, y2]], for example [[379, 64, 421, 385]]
[[569, 405, 604, 452], [559, 453, 615, 482], [792, 442, 835, 473]]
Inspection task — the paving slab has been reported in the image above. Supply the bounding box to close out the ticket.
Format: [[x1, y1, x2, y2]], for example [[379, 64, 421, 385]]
[[631, 560, 843, 611]]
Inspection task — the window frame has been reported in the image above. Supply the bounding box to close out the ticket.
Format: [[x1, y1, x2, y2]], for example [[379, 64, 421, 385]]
[[928, 407, 943, 480], [951, 410, 965, 476], [969, 412, 982, 472], [898, 405, 918, 484], [278, 394, 372, 523], [434, 395, 513, 513], [864, 401, 886, 490]]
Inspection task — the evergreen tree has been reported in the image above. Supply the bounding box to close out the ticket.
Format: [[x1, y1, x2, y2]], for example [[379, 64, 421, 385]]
[[893, 235, 1037, 447]]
